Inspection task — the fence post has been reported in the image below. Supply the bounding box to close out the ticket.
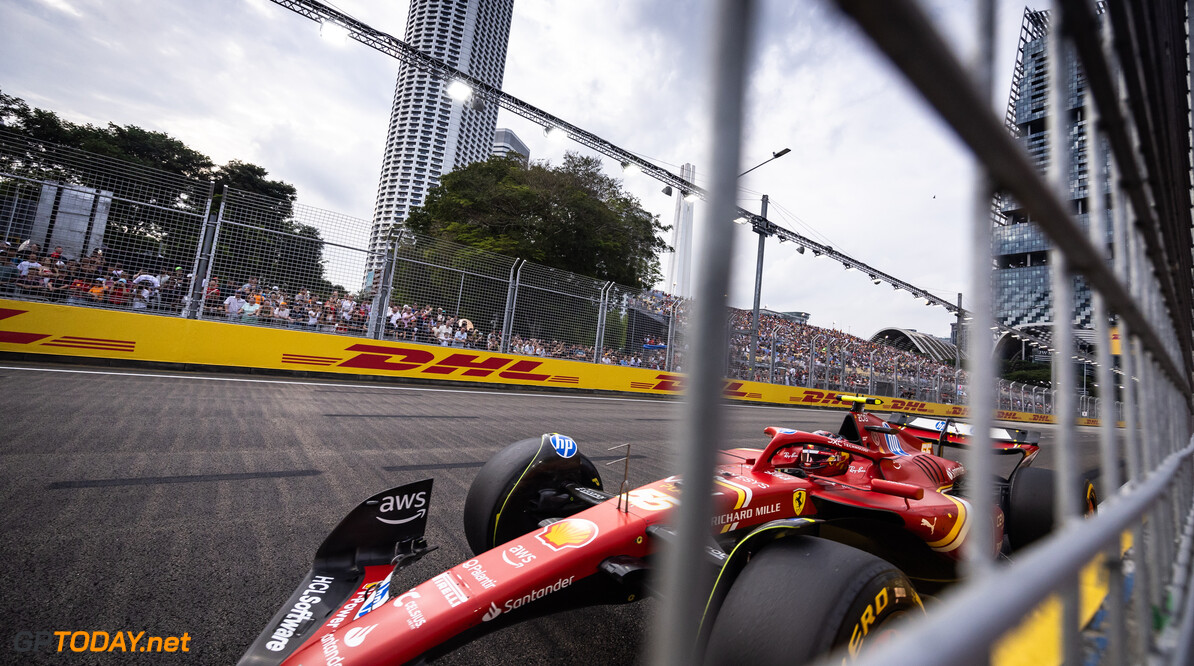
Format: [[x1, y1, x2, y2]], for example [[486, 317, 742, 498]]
[[768, 332, 776, 384], [188, 185, 226, 320], [181, 181, 217, 319], [724, 319, 733, 378], [500, 259, 523, 354], [593, 282, 613, 363], [809, 334, 824, 389], [665, 301, 678, 372], [367, 239, 398, 340], [840, 342, 853, 392]]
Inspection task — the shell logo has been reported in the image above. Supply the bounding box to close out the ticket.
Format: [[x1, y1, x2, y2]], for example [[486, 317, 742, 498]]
[[535, 518, 599, 551]]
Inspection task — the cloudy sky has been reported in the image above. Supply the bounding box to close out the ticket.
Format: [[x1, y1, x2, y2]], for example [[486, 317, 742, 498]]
[[1, 0, 1030, 339]]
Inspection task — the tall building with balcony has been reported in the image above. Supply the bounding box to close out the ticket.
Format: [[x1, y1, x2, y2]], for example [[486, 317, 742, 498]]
[[993, 7, 1105, 338], [366, 0, 515, 280]]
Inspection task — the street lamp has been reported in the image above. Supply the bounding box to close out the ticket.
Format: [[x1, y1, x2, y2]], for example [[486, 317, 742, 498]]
[[738, 148, 791, 177], [741, 148, 792, 380]]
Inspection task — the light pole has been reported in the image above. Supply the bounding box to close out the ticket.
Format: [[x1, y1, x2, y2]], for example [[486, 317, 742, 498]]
[[741, 148, 791, 383]]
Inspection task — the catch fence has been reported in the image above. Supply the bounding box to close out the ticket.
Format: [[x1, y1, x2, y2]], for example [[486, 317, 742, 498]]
[[0, 127, 212, 314], [0, 127, 1135, 429]]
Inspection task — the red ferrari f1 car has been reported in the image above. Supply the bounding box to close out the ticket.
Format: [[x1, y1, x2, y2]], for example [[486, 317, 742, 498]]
[[240, 395, 1095, 665]]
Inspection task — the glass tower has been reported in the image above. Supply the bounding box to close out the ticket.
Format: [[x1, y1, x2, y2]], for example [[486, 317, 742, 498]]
[[993, 7, 1105, 332]]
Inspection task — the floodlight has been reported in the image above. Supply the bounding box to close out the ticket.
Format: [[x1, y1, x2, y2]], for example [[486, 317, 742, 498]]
[[321, 20, 349, 43], [446, 80, 473, 101]]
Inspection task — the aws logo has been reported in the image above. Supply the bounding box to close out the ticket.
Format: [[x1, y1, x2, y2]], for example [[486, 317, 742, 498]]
[[376, 491, 427, 525]]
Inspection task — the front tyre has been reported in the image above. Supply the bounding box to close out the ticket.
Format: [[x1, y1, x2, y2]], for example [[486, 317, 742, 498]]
[[704, 536, 922, 665], [462, 433, 602, 556]]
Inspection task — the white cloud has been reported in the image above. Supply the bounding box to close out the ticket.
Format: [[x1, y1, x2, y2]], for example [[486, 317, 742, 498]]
[[36, 0, 81, 18]]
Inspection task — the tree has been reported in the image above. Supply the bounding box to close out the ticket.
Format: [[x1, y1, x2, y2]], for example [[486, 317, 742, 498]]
[[0, 91, 340, 294], [1001, 359, 1052, 387], [404, 152, 670, 289]]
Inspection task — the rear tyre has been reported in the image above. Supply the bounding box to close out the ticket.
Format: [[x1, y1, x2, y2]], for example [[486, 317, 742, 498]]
[[704, 536, 922, 665], [1006, 467, 1098, 551], [462, 434, 602, 556]]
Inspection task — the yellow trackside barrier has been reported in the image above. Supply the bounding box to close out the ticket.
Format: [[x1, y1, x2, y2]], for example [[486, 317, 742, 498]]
[[992, 531, 1134, 666], [0, 299, 677, 393], [0, 299, 1110, 427]]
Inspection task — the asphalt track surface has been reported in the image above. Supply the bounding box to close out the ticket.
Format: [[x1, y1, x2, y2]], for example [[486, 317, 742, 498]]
[[0, 361, 1108, 665]]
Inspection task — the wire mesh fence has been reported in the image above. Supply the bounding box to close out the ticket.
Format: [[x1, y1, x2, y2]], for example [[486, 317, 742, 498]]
[[387, 231, 516, 347], [0, 127, 1121, 421], [197, 187, 378, 332], [826, 1, 1194, 665], [0, 128, 211, 314]]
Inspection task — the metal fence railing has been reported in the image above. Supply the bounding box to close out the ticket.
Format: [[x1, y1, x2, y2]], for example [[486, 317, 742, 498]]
[[194, 188, 380, 332], [653, 1, 1194, 663], [823, 1, 1194, 665], [0, 126, 1140, 424]]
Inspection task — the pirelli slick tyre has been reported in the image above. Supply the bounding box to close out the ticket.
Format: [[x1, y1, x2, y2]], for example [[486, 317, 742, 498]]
[[1006, 467, 1098, 551], [463, 433, 603, 556], [704, 537, 922, 665]]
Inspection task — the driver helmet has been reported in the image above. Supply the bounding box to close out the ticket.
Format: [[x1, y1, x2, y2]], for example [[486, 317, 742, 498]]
[[800, 445, 851, 476]]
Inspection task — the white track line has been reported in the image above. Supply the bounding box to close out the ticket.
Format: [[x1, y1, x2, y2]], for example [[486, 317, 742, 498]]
[[0, 364, 806, 411]]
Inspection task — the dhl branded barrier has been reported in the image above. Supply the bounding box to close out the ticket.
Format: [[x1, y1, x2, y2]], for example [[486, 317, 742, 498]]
[[0, 300, 1104, 427]]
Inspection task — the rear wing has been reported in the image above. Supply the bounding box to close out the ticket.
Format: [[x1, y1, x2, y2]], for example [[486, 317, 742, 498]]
[[885, 413, 1040, 446], [238, 478, 434, 665]]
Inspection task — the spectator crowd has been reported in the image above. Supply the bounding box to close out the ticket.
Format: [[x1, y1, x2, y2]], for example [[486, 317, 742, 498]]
[[724, 309, 968, 403]]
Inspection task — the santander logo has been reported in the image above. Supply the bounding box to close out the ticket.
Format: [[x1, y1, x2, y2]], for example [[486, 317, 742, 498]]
[[344, 624, 377, 647], [482, 602, 502, 622]]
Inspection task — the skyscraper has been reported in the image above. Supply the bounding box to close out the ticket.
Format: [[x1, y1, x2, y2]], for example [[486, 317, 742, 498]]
[[993, 7, 1104, 338], [492, 128, 529, 161], [366, 0, 515, 278]]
